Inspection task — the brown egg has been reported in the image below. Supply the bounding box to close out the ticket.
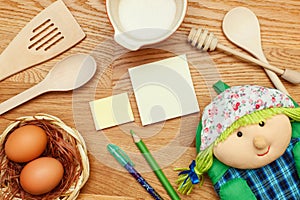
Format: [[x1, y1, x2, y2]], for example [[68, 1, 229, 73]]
[[5, 125, 47, 163], [20, 157, 64, 195]]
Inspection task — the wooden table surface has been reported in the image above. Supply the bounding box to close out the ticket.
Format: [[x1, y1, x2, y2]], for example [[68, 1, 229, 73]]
[[0, 0, 299, 199]]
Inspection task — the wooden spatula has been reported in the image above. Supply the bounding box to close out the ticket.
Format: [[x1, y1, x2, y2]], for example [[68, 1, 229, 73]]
[[0, 0, 85, 81]]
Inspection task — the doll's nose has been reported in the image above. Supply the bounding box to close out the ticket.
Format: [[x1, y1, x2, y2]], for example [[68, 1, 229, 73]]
[[253, 136, 267, 149]]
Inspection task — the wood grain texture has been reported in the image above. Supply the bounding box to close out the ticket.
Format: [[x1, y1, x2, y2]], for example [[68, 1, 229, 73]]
[[0, 0, 299, 199]]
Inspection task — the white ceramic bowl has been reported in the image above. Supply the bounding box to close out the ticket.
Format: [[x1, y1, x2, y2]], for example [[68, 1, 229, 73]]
[[106, 0, 187, 51]]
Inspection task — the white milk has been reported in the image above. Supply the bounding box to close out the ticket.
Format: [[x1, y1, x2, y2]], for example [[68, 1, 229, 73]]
[[118, 0, 176, 40]]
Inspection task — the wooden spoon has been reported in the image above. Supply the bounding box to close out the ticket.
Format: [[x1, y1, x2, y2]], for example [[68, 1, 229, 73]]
[[0, 54, 96, 115], [222, 7, 289, 94]]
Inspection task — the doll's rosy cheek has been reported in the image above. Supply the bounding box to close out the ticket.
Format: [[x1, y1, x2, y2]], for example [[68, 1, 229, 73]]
[[213, 132, 254, 169]]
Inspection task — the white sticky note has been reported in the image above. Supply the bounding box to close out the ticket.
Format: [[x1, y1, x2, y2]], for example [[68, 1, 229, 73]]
[[89, 93, 134, 130], [128, 54, 199, 126]]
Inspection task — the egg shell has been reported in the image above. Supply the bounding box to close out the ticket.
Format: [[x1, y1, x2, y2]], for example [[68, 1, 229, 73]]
[[5, 125, 47, 163], [20, 157, 64, 195]]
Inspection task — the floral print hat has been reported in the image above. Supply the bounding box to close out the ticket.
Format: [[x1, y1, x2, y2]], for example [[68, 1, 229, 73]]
[[199, 85, 295, 151]]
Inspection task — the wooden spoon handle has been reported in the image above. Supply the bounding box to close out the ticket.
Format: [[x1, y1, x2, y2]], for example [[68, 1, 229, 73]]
[[218, 43, 299, 87], [0, 81, 47, 115], [263, 69, 289, 95], [217, 44, 284, 75]]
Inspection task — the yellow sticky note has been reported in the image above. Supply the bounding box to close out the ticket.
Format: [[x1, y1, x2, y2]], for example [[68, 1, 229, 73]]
[[128, 54, 199, 126], [89, 93, 134, 130]]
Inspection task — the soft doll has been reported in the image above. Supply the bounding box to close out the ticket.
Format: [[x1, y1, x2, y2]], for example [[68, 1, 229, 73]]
[[176, 82, 300, 200]]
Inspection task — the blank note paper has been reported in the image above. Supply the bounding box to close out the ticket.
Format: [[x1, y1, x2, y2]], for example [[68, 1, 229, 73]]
[[89, 93, 134, 130], [128, 54, 199, 126]]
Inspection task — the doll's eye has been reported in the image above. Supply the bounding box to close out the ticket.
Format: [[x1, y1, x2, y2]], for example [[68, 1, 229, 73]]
[[237, 131, 243, 137], [259, 121, 265, 127]]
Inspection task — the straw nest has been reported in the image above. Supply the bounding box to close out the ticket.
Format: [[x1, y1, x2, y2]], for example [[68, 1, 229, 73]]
[[0, 114, 90, 200]]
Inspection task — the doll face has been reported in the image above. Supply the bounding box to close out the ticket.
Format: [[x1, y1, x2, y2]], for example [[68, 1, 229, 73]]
[[213, 114, 292, 169]]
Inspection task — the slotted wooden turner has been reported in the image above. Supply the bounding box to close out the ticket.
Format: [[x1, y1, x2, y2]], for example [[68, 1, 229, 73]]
[[0, 0, 85, 81]]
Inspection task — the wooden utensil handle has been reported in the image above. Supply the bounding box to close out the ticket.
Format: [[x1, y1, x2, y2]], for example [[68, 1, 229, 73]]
[[281, 69, 300, 84], [263, 68, 290, 95], [217, 44, 284, 75], [217, 44, 291, 94], [0, 53, 20, 81], [0, 81, 47, 115]]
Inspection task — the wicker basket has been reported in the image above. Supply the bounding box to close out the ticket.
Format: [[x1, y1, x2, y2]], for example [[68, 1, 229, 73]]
[[0, 114, 90, 200]]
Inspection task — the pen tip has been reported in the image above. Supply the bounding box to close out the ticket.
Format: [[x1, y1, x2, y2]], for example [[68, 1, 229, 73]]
[[130, 130, 135, 135]]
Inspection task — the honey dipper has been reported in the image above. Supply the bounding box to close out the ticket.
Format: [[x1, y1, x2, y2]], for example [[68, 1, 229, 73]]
[[188, 27, 300, 84]]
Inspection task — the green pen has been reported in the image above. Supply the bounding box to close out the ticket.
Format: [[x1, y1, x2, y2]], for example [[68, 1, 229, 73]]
[[107, 144, 163, 200], [130, 130, 181, 200]]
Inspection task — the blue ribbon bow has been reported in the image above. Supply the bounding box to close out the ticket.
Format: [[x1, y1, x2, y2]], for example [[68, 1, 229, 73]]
[[178, 160, 200, 185]]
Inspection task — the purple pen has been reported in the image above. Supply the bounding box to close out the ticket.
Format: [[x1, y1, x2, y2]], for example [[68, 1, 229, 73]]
[[107, 144, 163, 200], [125, 163, 163, 200]]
